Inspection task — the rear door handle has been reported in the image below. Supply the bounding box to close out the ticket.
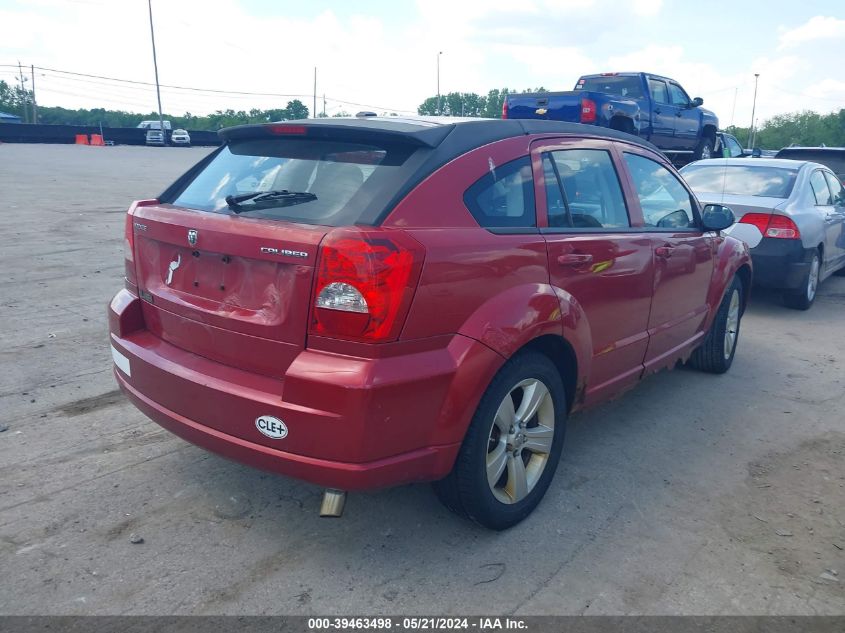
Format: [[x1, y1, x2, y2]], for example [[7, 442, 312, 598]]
[[557, 253, 593, 266], [655, 246, 674, 258]]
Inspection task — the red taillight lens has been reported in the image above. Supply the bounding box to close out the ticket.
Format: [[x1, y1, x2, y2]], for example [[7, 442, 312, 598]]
[[739, 213, 801, 239], [124, 199, 158, 289], [580, 98, 596, 123], [310, 229, 425, 342], [124, 210, 137, 288], [502, 98, 509, 119], [765, 214, 801, 239]]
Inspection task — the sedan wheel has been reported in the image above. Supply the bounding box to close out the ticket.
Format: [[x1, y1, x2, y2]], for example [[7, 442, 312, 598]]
[[784, 251, 821, 310]]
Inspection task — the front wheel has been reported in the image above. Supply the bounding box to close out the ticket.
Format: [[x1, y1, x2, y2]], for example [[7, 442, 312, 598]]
[[432, 351, 566, 530], [689, 276, 743, 374]]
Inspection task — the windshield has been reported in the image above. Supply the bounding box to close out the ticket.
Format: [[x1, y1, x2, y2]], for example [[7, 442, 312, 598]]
[[172, 138, 415, 226], [575, 76, 644, 99], [680, 165, 798, 198]]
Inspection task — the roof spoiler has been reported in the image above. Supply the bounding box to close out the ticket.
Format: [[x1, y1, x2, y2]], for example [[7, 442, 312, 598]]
[[219, 120, 455, 148]]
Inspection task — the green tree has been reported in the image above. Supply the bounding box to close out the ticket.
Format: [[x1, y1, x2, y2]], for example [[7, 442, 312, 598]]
[[284, 100, 309, 120]]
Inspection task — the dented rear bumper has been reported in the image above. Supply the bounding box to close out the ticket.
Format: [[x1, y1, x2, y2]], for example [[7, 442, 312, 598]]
[[108, 289, 499, 490]]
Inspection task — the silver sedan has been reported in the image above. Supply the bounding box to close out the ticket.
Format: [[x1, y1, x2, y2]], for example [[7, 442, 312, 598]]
[[681, 158, 845, 310]]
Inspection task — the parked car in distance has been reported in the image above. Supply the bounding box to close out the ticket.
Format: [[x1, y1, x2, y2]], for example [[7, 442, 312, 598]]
[[110, 118, 750, 529], [774, 147, 845, 181], [171, 129, 191, 146], [681, 158, 845, 309], [504, 72, 719, 162], [144, 129, 165, 146], [715, 132, 751, 158]]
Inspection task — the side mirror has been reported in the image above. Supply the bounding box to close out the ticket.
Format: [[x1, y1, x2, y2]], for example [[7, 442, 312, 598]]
[[751, 147, 762, 158], [692, 97, 704, 107], [701, 204, 735, 231]]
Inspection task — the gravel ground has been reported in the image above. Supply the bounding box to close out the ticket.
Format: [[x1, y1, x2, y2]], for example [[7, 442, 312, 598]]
[[0, 143, 843, 615]]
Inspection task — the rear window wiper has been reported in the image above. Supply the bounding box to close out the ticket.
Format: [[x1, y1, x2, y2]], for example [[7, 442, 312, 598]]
[[225, 190, 317, 213]]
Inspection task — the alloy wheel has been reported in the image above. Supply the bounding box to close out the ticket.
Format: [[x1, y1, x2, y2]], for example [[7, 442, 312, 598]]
[[724, 288, 740, 360], [486, 378, 555, 504]]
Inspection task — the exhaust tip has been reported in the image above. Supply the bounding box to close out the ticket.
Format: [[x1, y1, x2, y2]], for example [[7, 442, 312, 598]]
[[320, 489, 347, 518]]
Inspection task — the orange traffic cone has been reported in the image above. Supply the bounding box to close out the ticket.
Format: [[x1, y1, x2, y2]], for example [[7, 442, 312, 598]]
[[90, 134, 105, 146], [75, 134, 89, 145]]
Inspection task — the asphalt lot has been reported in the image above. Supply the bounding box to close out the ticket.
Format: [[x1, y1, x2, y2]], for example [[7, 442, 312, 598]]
[[0, 143, 843, 616]]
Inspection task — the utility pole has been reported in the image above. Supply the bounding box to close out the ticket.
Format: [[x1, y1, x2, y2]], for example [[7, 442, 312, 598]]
[[17, 61, 28, 123], [313, 67, 317, 119], [147, 0, 165, 138], [748, 73, 760, 148], [436, 51, 443, 115], [30, 64, 37, 124], [323, 93, 326, 118]]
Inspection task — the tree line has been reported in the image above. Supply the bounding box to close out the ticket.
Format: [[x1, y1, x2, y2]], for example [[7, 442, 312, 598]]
[[2, 78, 843, 149], [0, 80, 318, 129]]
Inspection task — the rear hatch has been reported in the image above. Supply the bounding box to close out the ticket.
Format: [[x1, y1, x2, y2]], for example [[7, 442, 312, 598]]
[[129, 122, 447, 379]]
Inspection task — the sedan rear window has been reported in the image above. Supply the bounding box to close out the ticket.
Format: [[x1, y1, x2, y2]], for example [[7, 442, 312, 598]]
[[680, 165, 798, 198], [172, 138, 415, 226]]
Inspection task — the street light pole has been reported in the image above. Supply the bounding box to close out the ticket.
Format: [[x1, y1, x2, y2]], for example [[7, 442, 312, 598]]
[[748, 73, 760, 148], [436, 51, 443, 115], [147, 0, 165, 138]]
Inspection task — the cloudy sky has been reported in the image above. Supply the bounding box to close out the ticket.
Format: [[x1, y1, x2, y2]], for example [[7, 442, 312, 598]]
[[1, 0, 843, 126]]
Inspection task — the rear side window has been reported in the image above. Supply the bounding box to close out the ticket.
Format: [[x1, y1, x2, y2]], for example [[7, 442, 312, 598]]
[[809, 170, 833, 205], [172, 138, 414, 226], [823, 171, 845, 206], [542, 149, 630, 229], [463, 157, 536, 228], [648, 79, 669, 104], [624, 153, 697, 228]]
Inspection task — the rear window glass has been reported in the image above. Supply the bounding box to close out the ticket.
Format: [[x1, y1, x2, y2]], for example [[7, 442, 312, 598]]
[[680, 165, 798, 198], [172, 138, 414, 226], [576, 76, 643, 99]]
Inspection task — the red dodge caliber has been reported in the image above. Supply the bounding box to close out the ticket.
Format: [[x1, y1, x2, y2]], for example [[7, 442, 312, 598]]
[[109, 118, 751, 529]]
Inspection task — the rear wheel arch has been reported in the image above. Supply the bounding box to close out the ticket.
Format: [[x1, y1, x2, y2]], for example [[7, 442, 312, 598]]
[[609, 116, 635, 134], [520, 334, 578, 414]]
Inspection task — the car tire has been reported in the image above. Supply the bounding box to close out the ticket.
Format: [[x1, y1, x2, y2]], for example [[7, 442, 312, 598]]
[[693, 134, 715, 160], [689, 276, 743, 374], [432, 351, 567, 530], [783, 250, 820, 310]]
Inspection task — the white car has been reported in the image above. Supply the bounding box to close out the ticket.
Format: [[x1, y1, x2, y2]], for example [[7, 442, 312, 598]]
[[171, 129, 191, 146]]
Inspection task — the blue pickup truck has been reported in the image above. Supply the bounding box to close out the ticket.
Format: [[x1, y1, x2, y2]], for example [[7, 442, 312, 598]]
[[504, 72, 719, 162]]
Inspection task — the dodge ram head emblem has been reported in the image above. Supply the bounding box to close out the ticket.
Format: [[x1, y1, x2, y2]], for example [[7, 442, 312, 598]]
[[187, 229, 198, 246]]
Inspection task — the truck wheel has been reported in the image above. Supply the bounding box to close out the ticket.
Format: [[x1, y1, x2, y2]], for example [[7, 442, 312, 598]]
[[689, 276, 743, 374], [783, 250, 820, 310], [432, 351, 566, 530], [694, 134, 715, 160]]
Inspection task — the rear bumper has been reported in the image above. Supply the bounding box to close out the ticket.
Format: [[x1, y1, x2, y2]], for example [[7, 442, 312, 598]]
[[750, 238, 812, 290], [109, 290, 501, 490]]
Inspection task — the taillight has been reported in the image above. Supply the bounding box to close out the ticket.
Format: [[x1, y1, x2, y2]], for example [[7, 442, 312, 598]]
[[502, 98, 509, 119], [580, 98, 597, 123], [124, 210, 137, 288], [310, 229, 425, 343], [739, 213, 801, 239], [765, 214, 801, 239], [124, 199, 158, 289]]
